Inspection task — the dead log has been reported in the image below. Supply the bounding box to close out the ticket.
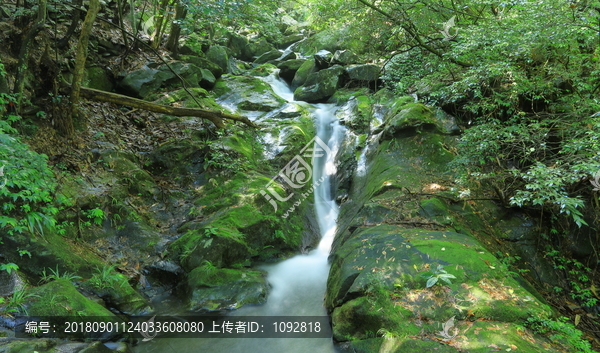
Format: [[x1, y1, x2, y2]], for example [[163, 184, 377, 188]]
[[79, 87, 258, 129]]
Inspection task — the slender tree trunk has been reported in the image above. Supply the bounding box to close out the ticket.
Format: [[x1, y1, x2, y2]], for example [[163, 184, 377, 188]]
[[152, 0, 170, 48], [56, 0, 82, 49], [14, 0, 47, 112], [165, 0, 186, 55], [65, 0, 100, 137]]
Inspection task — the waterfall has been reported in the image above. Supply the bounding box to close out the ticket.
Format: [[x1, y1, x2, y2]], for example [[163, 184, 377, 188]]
[[135, 73, 344, 353]]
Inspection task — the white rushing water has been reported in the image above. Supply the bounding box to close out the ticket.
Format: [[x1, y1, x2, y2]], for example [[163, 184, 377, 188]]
[[136, 73, 345, 353]]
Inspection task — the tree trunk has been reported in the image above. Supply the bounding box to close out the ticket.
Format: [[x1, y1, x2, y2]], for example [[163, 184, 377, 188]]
[[165, 0, 186, 54], [66, 0, 100, 137], [152, 0, 170, 48], [56, 0, 82, 49], [14, 0, 47, 112], [79, 87, 259, 129]]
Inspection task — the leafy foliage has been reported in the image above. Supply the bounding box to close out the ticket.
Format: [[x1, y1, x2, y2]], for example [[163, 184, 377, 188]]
[[0, 133, 59, 236], [421, 264, 457, 288], [526, 316, 594, 353]]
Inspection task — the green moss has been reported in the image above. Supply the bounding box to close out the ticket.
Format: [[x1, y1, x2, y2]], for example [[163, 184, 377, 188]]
[[249, 63, 279, 77], [27, 279, 118, 317], [81, 269, 151, 315]]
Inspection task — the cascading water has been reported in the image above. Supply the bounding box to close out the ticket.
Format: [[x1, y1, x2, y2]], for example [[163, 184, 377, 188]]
[[136, 74, 345, 352]]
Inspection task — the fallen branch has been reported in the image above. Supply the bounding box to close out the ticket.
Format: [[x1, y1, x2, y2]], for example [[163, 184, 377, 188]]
[[79, 87, 258, 128]]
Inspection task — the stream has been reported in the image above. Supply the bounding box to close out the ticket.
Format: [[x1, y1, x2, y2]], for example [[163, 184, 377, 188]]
[[135, 73, 345, 352]]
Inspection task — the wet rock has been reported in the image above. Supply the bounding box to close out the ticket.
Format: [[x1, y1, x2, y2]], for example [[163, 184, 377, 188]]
[[213, 75, 285, 112], [254, 49, 282, 64], [277, 59, 306, 81], [206, 45, 230, 73], [278, 50, 297, 62], [186, 266, 268, 312], [293, 65, 345, 102], [291, 59, 316, 88], [331, 50, 359, 65], [335, 95, 372, 134], [314, 50, 333, 69], [0, 270, 25, 297]]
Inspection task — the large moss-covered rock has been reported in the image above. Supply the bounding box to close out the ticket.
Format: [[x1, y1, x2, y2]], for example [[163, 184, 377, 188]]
[[381, 103, 438, 139], [277, 34, 304, 49], [226, 32, 252, 61], [186, 265, 268, 312], [25, 279, 118, 317], [327, 226, 557, 350], [206, 45, 230, 73], [332, 50, 359, 65], [314, 50, 333, 69], [180, 55, 223, 78], [248, 38, 275, 57], [83, 66, 113, 91], [213, 75, 285, 112], [81, 270, 152, 315], [254, 49, 282, 64], [346, 64, 380, 85], [291, 59, 316, 88], [277, 59, 306, 81], [293, 65, 345, 102], [117, 62, 205, 98]]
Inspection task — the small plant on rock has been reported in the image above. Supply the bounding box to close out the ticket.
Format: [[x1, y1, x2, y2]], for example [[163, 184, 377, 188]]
[[422, 264, 456, 288]]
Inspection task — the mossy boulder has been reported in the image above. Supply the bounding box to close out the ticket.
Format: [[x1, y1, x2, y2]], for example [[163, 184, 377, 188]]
[[146, 139, 207, 186], [291, 59, 316, 88], [226, 32, 252, 61], [248, 63, 279, 77], [180, 55, 224, 78], [206, 45, 230, 73], [25, 279, 118, 317], [277, 59, 307, 81], [335, 95, 372, 133], [248, 38, 275, 58], [213, 75, 285, 112], [326, 226, 557, 349], [186, 265, 268, 312], [254, 49, 282, 64], [117, 62, 206, 99], [277, 34, 304, 49], [83, 66, 114, 91], [81, 270, 152, 315], [346, 64, 380, 86], [381, 103, 438, 139], [332, 50, 360, 65], [314, 50, 333, 69], [293, 65, 345, 102]]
